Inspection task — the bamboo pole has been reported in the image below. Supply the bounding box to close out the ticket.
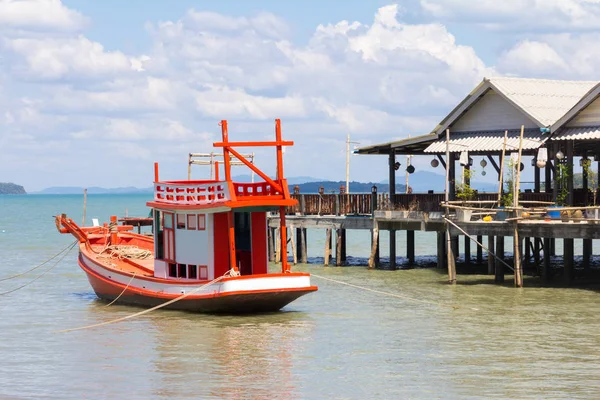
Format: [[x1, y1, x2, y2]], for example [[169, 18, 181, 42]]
[[514, 125, 525, 288], [445, 128, 456, 284], [275, 228, 281, 263], [336, 228, 343, 266], [497, 130, 508, 206]]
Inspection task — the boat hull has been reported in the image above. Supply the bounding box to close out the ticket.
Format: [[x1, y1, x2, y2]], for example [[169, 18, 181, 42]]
[[78, 251, 317, 314]]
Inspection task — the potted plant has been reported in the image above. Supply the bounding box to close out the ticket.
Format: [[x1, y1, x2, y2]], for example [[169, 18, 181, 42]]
[[556, 163, 570, 221], [455, 168, 476, 221]]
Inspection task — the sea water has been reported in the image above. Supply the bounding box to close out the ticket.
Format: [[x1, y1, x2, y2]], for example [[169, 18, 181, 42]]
[[0, 194, 599, 399]]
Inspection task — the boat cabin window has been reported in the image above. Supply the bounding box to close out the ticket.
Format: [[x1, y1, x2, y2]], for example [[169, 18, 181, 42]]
[[187, 214, 197, 230], [178, 263, 187, 278], [168, 263, 177, 277], [188, 265, 197, 279], [177, 214, 186, 229], [198, 214, 206, 230]]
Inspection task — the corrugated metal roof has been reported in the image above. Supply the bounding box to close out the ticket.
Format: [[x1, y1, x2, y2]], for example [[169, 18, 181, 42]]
[[489, 77, 598, 127], [553, 126, 600, 141], [355, 133, 436, 155], [424, 129, 546, 153]]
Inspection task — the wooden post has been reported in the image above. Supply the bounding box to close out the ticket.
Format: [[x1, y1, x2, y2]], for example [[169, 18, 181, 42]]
[[542, 237, 551, 284], [465, 236, 471, 266], [268, 228, 275, 262], [336, 229, 343, 266], [340, 229, 347, 262], [279, 206, 290, 272], [437, 231, 445, 269], [407, 230, 415, 265], [564, 238, 574, 285], [487, 236, 495, 275], [513, 125, 524, 288], [290, 224, 297, 265], [368, 220, 379, 269], [583, 239, 592, 274], [389, 150, 397, 271], [524, 237, 531, 269], [295, 226, 303, 262], [275, 228, 281, 263], [497, 131, 508, 206], [445, 128, 456, 284], [301, 229, 308, 263], [476, 235, 483, 265], [495, 236, 505, 283], [324, 228, 332, 266]]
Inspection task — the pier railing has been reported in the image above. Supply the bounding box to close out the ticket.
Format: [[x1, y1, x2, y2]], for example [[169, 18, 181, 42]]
[[285, 192, 555, 216]]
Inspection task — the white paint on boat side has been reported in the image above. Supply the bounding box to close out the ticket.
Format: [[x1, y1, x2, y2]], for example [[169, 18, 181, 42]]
[[81, 252, 313, 297]]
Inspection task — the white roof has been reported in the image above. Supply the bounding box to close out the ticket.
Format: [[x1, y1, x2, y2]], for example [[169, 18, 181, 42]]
[[434, 77, 599, 135], [489, 77, 598, 127]]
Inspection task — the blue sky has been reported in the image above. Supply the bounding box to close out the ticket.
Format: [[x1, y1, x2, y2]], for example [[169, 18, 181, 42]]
[[2, 0, 600, 191]]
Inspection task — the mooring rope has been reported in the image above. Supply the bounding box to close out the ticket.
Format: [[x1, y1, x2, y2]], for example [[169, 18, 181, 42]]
[[443, 217, 515, 272], [97, 245, 152, 260], [56, 269, 239, 333], [0, 240, 78, 282], [0, 241, 78, 296], [311, 273, 479, 311], [104, 271, 137, 307]]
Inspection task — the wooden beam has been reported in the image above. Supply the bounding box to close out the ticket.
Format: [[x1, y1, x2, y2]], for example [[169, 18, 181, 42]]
[[487, 155, 500, 174], [437, 154, 447, 170]]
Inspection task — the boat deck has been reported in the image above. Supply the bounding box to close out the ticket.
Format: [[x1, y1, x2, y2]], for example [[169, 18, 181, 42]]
[[88, 240, 155, 277]]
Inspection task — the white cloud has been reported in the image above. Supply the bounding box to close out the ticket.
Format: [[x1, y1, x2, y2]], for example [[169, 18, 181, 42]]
[[1, 1, 499, 190], [498, 34, 600, 79], [3, 35, 149, 80], [0, 0, 88, 32], [420, 0, 600, 31]]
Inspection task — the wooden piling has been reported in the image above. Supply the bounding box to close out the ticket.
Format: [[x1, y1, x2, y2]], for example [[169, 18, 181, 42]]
[[495, 236, 505, 283], [324, 228, 332, 266], [290, 225, 297, 265], [476, 235, 483, 265], [340, 229, 347, 262], [437, 232, 445, 269], [300, 228, 308, 263], [336, 229, 343, 266], [513, 125, 524, 288], [275, 227, 281, 263], [407, 230, 415, 265], [389, 230, 397, 270], [564, 238, 574, 285], [465, 236, 471, 266], [268, 228, 275, 262], [487, 236, 495, 275], [542, 237, 551, 284], [583, 238, 592, 274], [368, 220, 379, 269]]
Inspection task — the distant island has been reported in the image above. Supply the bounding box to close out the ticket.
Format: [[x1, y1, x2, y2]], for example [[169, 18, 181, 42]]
[[31, 171, 504, 195], [0, 182, 26, 194]]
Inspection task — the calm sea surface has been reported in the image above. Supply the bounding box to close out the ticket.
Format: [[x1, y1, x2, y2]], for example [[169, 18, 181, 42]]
[[1, 194, 599, 399]]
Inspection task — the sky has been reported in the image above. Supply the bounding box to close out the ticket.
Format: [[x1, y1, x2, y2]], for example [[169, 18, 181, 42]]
[[2, 0, 600, 191]]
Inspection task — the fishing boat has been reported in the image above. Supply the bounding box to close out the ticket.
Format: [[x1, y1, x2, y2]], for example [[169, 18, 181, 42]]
[[55, 119, 317, 313]]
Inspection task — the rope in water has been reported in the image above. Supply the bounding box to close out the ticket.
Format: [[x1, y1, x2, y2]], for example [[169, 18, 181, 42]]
[[0, 240, 78, 282], [0, 241, 78, 296], [56, 269, 241, 333], [310, 273, 479, 311], [104, 271, 137, 307]]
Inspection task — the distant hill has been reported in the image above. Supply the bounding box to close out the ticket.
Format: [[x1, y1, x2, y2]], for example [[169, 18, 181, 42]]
[[294, 181, 407, 194], [33, 186, 153, 194], [0, 182, 26, 194]]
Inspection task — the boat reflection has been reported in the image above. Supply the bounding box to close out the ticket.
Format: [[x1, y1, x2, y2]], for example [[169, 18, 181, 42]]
[[145, 310, 315, 399]]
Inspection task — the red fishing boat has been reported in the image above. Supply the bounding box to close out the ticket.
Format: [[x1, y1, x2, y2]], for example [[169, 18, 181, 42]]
[[55, 119, 317, 313]]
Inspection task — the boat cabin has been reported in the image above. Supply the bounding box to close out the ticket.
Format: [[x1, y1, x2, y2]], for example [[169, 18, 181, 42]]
[[146, 120, 296, 281]]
